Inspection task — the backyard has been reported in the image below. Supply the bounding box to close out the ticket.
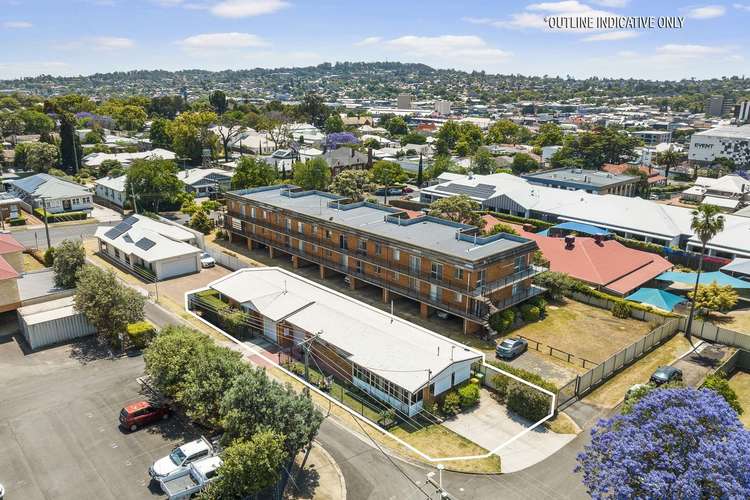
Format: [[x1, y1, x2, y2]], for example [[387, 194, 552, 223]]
[[727, 370, 750, 428], [718, 307, 750, 335]]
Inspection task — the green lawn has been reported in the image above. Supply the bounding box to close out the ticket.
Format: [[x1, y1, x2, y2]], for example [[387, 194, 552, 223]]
[[728, 370, 750, 429]]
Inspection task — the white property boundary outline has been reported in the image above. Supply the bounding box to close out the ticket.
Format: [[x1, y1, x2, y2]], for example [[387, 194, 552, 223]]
[[183, 285, 556, 464]]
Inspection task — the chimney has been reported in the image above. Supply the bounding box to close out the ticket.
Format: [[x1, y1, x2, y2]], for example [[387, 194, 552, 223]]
[[594, 234, 603, 245], [565, 235, 575, 248], [351, 148, 355, 158]]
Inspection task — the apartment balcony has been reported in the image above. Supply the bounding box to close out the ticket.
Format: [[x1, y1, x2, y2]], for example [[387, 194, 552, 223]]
[[226, 212, 539, 298]]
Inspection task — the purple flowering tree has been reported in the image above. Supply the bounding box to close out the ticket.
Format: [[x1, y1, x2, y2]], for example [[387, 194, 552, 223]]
[[325, 132, 359, 150], [577, 387, 750, 499]]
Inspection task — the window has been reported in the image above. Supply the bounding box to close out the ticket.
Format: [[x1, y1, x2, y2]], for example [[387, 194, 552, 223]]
[[409, 255, 421, 272], [374, 242, 382, 256], [393, 271, 399, 280], [325, 229, 332, 239], [393, 248, 400, 261], [375, 265, 381, 275], [339, 235, 348, 250], [298, 221, 304, 233], [355, 260, 363, 273], [431, 262, 443, 280], [251, 207, 256, 218], [455, 291, 463, 302], [286, 218, 292, 231], [514, 255, 526, 272], [358, 239, 367, 253], [454, 268, 464, 280]]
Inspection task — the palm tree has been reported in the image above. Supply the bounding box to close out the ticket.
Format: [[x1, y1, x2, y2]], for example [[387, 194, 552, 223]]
[[654, 146, 683, 181], [685, 205, 725, 341]]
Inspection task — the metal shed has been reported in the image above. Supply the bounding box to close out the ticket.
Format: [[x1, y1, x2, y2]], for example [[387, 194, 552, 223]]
[[17, 296, 96, 350]]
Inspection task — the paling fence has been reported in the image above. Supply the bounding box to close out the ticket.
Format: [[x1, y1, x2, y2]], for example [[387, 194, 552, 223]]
[[204, 247, 249, 271]]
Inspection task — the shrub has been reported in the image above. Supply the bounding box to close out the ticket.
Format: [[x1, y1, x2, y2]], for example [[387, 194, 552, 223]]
[[520, 304, 541, 322], [43, 246, 56, 267], [9, 216, 26, 226], [441, 391, 461, 416], [531, 296, 547, 315], [612, 300, 632, 319], [34, 208, 88, 222], [506, 381, 552, 422], [489, 308, 515, 333], [458, 383, 480, 409], [489, 360, 557, 400], [483, 211, 554, 231], [126, 321, 157, 349], [703, 373, 743, 415]]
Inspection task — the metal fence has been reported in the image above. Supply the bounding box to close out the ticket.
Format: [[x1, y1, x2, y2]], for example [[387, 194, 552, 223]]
[[204, 247, 250, 271], [679, 317, 750, 351], [556, 318, 681, 409]]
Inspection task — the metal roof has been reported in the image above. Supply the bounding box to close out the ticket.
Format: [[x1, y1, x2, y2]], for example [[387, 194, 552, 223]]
[[235, 185, 535, 262], [10, 173, 91, 199]]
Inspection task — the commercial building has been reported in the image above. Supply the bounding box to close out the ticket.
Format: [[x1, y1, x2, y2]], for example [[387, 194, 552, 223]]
[[434, 100, 452, 115], [688, 125, 750, 167], [397, 93, 414, 110], [224, 185, 544, 335], [735, 100, 750, 124], [189, 267, 483, 416], [7, 173, 93, 215], [94, 214, 203, 280], [522, 167, 640, 196], [705, 95, 735, 117], [420, 172, 750, 259], [632, 130, 672, 146]]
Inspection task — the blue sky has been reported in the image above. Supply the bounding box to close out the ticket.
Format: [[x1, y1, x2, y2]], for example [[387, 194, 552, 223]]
[[0, 0, 747, 80]]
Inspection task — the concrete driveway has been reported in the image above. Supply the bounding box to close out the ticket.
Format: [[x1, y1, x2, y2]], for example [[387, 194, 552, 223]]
[[156, 264, 232, 305], [442, 389, 576, 473], [91, 204, 123, 224], [0, 334, 198, 500]]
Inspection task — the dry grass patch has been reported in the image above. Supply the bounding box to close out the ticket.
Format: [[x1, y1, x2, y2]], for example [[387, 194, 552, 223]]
[[513, 299, 651, 364], [545, 411, 580, 435], [583, 334, 692, 409], [727, 370, 750, 429], [22, 252, 46, 272], [720, 309, 750, 335]]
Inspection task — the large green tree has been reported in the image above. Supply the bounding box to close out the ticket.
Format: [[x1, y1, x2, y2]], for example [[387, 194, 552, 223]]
[[654, 146, 684, 180], [144, 326, 213, 397], [166, 111, 218, 164], [685, 205, 725, 340], [149, 117, 172, 150], [292, 158, 331, 190], [324, 114, 344, 134], [511, 152, 539, 175], [52, 239, 86, 288], [200, 432, 287, 500], [74, 266, 145, 348], [428, 194, 484, 229], [297, 92, 330, 128], [25, 142, 59, 172], [534, 123, 564, 147], [125, 158, 183, 212], [328, 169, 372, 201], [471, 148, 495, 175], [230, 156, 277, 189], [370, 160, 406, 203], [209, 90, 228, 115]]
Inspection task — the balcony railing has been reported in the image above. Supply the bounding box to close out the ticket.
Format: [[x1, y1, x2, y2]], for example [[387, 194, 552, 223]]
[[225, 212, 542, 298]]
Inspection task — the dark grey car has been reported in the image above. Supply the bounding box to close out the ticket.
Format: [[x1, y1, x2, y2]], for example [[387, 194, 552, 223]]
[[496, 338, 528, 359], [649, 366, 683, 386]]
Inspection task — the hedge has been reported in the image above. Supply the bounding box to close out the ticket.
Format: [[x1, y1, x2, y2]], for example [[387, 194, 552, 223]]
[[489, 308, 515, 333], [126, 321, 157, 349], [506, 381, 552, 422], [613, 235, 667, 256], [520, 303, 541, 322], [488, 359, 558, 400], [34, 208, 88, 223], [482, 211, 555, 231], [458, 382, 480, 409], [9, 216, 26, 226], [611, 300, 632, 319]]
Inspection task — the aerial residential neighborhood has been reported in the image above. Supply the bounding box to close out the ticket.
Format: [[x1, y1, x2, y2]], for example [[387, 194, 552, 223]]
[[1, 2, 750, 500]]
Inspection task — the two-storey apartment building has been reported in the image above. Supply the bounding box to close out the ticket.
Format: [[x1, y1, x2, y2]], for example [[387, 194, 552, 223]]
[[224, 185, 545, 335]]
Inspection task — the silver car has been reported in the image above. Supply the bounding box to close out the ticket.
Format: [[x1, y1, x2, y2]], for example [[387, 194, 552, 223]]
[[496, 338, 528, 359]]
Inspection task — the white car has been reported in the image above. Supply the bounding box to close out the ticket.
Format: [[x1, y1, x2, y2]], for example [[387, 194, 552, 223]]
[[159, 455, 223, 499], [149, 437, 214, 480], [200, 253, 216, 268]]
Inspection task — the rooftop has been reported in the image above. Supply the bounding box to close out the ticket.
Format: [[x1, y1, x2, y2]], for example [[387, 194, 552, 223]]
[[94, 174, 127, 192], [233, 185, 536, 263], [522, 168, 637, 188], [9, 173, 91, 199], [0, 233, 24, 255], [17, 296, 79, 325], [693, 124, 750, 140], [206, 267, 483, 393], [94, 214, 201, 262]]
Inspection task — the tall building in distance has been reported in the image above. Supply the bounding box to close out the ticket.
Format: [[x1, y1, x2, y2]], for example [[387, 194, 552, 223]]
[[735, 100, 750, 124], [397, 93, 414, 110], [705, 95, 736, 117], [434, 100, 452, 115]]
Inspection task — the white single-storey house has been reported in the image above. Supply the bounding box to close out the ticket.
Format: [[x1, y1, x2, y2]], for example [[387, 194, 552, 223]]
[[190, 267, 483, 416], [94, 174, 127, 207], [94, 214, 202, 280], [7, 173, 93, 214]]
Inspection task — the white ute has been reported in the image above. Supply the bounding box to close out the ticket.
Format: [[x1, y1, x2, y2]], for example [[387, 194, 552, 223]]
[[149, 436, 214, 480], [159, 455, 222, 499]]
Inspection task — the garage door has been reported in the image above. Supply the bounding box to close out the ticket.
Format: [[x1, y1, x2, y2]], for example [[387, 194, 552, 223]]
[[263, 318, 277, 343], [159, 257, 198, 280]]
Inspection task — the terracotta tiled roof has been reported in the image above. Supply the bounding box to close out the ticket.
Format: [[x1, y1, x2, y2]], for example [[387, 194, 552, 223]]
[[0, 233, 24, 255], [0, 256, 19, 280]]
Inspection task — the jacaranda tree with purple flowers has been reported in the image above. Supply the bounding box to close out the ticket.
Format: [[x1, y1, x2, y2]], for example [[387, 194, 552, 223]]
[[325, 132, 358, 150], [577, 387, 750, 499]]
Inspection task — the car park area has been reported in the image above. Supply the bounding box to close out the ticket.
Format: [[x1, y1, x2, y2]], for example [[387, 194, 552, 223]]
[[0, 332, 198, 500]]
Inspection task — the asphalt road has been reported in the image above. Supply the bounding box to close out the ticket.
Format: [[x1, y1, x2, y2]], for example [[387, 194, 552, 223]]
[[10, 221, 117, 250]]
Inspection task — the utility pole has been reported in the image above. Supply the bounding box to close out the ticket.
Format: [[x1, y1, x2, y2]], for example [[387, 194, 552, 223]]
[[41, 197, 51, 249], [130, 183, 138, 215], [426, 465, 451, 499]]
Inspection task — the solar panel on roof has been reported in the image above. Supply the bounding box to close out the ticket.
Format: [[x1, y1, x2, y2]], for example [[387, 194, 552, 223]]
[[135, 238, 156, 251], [103, 218, 135, 240], [123, 234, 133, 243], [435, 183, 496, 199]]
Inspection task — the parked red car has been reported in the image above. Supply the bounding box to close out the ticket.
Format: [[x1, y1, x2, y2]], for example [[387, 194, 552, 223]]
[[119, 400, 170, 432]]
